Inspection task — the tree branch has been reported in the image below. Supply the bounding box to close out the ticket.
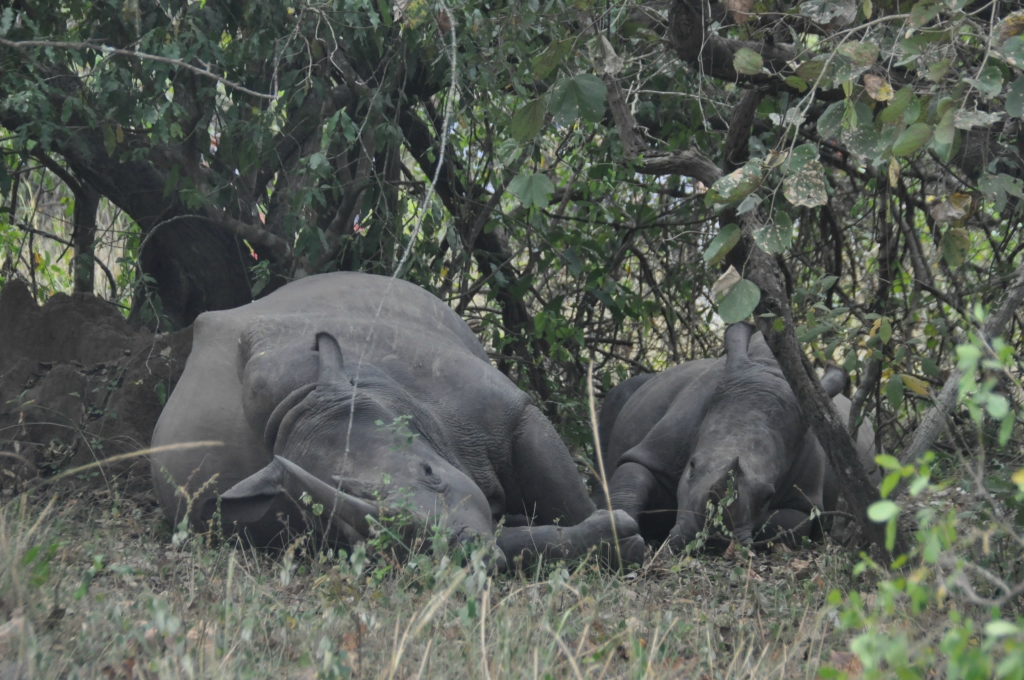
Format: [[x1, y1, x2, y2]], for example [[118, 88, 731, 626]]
[[0, 37, 276, 99], [667, 0, 796, 84]]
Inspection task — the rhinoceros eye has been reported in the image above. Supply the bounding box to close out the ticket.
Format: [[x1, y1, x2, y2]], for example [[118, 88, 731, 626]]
[[423, 463, 434, 477]]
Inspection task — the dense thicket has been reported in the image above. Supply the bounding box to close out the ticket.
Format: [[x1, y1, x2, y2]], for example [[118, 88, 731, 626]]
[[3, 0, 1024, 659]]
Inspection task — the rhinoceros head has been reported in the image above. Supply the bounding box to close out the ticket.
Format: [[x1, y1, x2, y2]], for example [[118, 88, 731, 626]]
[[222, 331, 494, 550], [667, 323, 802, 549]]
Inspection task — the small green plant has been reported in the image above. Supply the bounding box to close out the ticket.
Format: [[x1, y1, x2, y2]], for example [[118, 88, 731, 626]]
[[825, 317, 1024, 678]]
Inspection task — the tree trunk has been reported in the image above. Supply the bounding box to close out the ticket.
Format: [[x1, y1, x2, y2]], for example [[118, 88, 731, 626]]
[[71, 181, 100, 295], [725, 216, 905, 555]]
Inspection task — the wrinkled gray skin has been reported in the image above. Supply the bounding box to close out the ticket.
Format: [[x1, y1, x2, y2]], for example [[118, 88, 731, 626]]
[[152, 272, 643, 569], [598, 323, 879, 550]]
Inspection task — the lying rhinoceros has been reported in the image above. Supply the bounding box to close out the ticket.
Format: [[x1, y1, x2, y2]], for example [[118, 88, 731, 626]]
[[598, 322, 878, 550], [151, 272, 643, 568]]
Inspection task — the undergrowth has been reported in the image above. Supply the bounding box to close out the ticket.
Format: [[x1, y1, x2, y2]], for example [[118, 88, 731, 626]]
[[0, 480, 884, 680]]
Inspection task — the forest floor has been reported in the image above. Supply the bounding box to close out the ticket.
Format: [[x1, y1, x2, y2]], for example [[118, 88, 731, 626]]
[[0, 468, 917, 680]]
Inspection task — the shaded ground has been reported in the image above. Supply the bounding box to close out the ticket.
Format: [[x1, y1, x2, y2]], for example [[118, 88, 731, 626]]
[[0, 480, 878, 679], [0, 281, 192, 495]]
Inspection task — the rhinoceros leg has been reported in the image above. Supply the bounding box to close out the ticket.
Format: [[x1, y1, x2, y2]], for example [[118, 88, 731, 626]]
[[509, 404, 598, 525], [497, 510, 645, 568], [756, 508, 814, 546], [505, 405, 644, 564]]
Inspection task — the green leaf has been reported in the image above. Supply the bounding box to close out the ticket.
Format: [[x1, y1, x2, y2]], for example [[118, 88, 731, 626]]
[[102, 125, 117, 157], [706, 161, 763, 205], [61, 98, 74, 124], [754, 212, 793, 253], [879, 316, 892, 343], [997, 35, 1024, 69], [909, 0, 941, 27], [796, 60, 826, 85], [933, 108, 955, 145], [507, 172, 555, 209], [718, 279, 761, 323], [704, 223, 741, 266], [785, 76, 808, 92], [838, 42, 879, 67], [548, 74, 607, 124], [1006, 77, 1024, 118], [308, 152, 328, 171], [783, 158, 828, 208], [886, 374, 904, 410], [0, 7, 12, 36], [985, 620, 1020, 638], [941, 227, 970, 267], [880, 471, 900, 498], [817, 101, 846, 139], [867, 499, 899, 523], [875, 454, 901, 470], [532, 39, 573, 80], [878, 87, 914, 124], [964, 64, 1004, 98], [891, 123, 932, 157], [733, 48, 763, 75], [511, 98, 547, 142]]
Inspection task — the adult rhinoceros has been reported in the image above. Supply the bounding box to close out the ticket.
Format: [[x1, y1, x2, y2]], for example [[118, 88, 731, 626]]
[[151, 272, 643, 568], [597, 322, 878, 550]]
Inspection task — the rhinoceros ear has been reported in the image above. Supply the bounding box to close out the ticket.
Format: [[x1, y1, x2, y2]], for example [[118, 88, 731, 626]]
[[821, 365, 848, 398], [315, 332, 346, 385], [724, 323, 756, 369], [709, 457, 743, 502]]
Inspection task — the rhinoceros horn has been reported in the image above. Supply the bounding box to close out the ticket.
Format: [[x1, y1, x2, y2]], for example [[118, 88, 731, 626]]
[[709, 457, 742, 502], [220, 455, 379, 538]]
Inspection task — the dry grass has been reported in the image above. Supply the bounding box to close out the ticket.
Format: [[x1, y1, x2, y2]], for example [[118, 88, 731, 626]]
[[0, 474, 895, 680]]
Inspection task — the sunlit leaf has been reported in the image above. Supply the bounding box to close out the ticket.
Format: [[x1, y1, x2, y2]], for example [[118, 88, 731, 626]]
[[901, 374, 930, 396], [718, 278, 761, 323], [863, 74, 893, 101], [754, 212, 793, 253], [867, 500, 899, 522], [733, 48, 763, 75], [1013, 468, 1024, 491], [986, 620, 1020, 638], [711, 265, 743, 302], [706, 161, 763, 205], [783, 157, 828, 207]]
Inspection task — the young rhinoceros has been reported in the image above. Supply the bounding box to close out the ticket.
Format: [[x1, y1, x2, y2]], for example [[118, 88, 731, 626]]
[[151, 272, 642, 569], [598, 322, 877, 550]]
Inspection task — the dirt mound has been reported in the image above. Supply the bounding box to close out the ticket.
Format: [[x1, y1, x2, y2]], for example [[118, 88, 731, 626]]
[[0, 281, 192, 496]]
